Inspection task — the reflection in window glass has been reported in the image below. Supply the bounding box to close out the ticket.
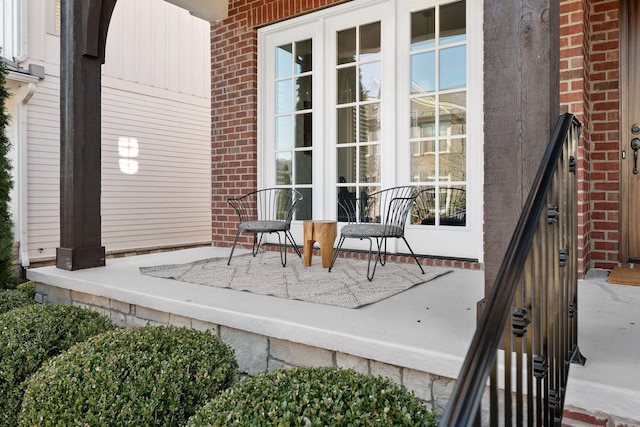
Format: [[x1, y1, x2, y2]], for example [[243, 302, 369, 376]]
[[409, 2, 467, 227], [360, 62, 381, 101], [359, 145, 380, 183], [337, 27, 356, 65], [337, 66, 357, 104], [439, 139, 466, 181], [360, 104, 380, 143], [295, 151, 313, 184], [412, 186, 466, 226], [295, 75, 312, 110], [411, 51, 435, 93], [440, 0, 466, 44], [411, 97, 436, 138], [274, 39, 313, 220], [296, 187, 312, 220], [296, 39, 313, 73], [360, 22, 381, 61], [439, 45, 466, 90], [439, 92, 466, 136], [335, 22, 383, 205], [337, 106, 356, 144], [411, 8, 435, 51], [276, 116, 293, 150], [295, 113, 312, 148], [276, 44, 292, 78], [276, 152, 292, 184], [337, 145, 357, 184], [276, 80, 292, 114]]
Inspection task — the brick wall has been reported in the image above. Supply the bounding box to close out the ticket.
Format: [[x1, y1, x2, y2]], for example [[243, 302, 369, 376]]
[[560, 0, 591, 276], [212, 0, 623, 274], [210, 0, 350, 249], [586, 0, 620, 270], [561, 0, 620, 274]]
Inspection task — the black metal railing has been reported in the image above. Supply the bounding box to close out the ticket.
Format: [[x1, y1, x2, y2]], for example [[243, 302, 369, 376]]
[[441, 113, 585, 426]]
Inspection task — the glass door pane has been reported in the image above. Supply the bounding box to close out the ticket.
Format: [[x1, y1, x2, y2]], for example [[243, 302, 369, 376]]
[[409, 1, 467, 227], [336, 21, 382, 210], [274, 39, 314, 220]]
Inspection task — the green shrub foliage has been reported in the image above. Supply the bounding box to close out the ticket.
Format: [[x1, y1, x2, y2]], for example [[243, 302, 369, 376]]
[[186, 366, 438, 427], [19, 325, 238, 427], [0, 304, 116, 426], [0, 60, 18, 289], [0, 285, 34, 314]]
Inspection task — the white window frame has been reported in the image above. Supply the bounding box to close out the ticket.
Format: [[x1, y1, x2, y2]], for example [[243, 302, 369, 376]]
[[258, 0, 484, 262]]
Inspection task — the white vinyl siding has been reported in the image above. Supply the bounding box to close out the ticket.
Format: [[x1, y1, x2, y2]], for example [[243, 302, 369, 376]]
[[21, 0, 211, 263]]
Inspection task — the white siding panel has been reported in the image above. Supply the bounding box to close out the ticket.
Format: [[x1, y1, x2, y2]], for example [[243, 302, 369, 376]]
[[100, 82, 212, 253], [24, 0, 211, 263]]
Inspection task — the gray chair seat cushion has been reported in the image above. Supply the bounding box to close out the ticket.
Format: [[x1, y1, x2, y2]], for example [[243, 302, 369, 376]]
[[239, 220, 289, 233], [341, 224, 403, 238]]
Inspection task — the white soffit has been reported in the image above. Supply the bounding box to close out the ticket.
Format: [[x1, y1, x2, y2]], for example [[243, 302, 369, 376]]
[[165, 0, 228, 22]]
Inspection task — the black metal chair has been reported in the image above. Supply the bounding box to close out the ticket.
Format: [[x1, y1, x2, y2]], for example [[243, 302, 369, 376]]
[[329, 186, 425, 281], [227, 188, 303, 267]]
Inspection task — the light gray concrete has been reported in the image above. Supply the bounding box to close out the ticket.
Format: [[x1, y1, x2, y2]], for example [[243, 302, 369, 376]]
[[564, 269, 640, 422], [25, 247, 640, 422]]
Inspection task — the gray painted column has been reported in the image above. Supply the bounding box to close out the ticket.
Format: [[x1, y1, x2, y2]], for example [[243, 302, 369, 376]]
[[481, 1, 560, 309], [56, 0, 117, 270]]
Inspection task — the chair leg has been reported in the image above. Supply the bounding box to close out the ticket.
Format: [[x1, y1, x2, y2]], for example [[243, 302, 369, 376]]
[[252, 234, 262, 256], [285, 230, 302, 258], [227, 229, 242, 265], [401, 236, 425, 275], [276, 232, 287, 267], [328, 236, 346, 272], [377, 238, 388, 266], [364, 237, 380, 281]]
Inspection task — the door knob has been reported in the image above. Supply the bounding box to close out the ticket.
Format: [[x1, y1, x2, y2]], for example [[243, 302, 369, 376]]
[[631, 138, 640, 174]]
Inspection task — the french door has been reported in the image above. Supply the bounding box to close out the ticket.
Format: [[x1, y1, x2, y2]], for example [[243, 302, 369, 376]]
[[258, 0, 483, 262]]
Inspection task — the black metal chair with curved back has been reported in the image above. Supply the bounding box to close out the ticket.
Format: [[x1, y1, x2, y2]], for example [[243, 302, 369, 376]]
[[329, 185, 425, 281], [227, 188, 303, 267]]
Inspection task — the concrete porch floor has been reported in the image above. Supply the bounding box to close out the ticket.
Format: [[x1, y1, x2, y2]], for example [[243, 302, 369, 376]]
[[25, 246, 640, 423]]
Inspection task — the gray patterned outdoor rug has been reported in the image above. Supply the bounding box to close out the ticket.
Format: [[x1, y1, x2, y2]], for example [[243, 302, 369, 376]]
[[139, 251, 452, 309]]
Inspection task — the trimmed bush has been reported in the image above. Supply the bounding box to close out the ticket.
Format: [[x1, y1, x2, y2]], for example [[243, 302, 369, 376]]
[[186, 366, 438, 426], [15, 281, 35, 298], [0, 304, 116, 426], [0, 283, 35, 315], [19, 325, 238, 426]]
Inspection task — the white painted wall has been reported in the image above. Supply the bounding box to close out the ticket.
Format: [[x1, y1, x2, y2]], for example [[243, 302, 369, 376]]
[[9, 0, 212, 264]]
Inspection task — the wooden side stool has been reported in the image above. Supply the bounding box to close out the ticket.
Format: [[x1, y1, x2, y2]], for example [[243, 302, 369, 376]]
[[303, 220, 337, 268]]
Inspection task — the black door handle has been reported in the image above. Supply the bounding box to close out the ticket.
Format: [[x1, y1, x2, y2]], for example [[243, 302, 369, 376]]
[[631, 138, 640, 174]]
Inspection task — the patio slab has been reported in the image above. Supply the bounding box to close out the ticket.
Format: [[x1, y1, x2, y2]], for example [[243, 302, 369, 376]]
[[25, 247, 640, 423]]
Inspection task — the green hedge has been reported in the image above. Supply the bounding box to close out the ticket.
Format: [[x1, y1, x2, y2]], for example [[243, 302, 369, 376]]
[[0, 304, 116, 426], [0, 282, 35, 314], [186, 366, 438, 426], [19, 325, 238, 427]]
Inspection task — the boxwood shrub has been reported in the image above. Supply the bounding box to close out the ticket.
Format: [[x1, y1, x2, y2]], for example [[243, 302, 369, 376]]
[[0, 282, 35, 314], [19, 325, 238, 427], [186, 366, 438, 426], [0, 304, 116, 427]]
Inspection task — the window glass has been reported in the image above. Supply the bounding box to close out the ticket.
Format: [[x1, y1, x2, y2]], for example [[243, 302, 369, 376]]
[[440, 0, 466, 44], [273, 39, 313, 220], [410, 1, 468, 227], [337, 28, 356, 65], [336, 22, 382, 200], [439, 45, 466, 90]]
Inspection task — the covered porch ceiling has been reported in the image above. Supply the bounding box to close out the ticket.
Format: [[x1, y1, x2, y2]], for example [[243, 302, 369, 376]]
[[166, 0, 228, 21]]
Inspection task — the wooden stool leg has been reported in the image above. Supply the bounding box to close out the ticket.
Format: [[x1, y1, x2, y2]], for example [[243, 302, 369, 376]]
[[303, 221, 315, 267], [315, 222, 337, 268]]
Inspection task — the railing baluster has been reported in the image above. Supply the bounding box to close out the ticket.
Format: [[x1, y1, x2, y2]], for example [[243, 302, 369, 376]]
[[441, 114, 583, 426]]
